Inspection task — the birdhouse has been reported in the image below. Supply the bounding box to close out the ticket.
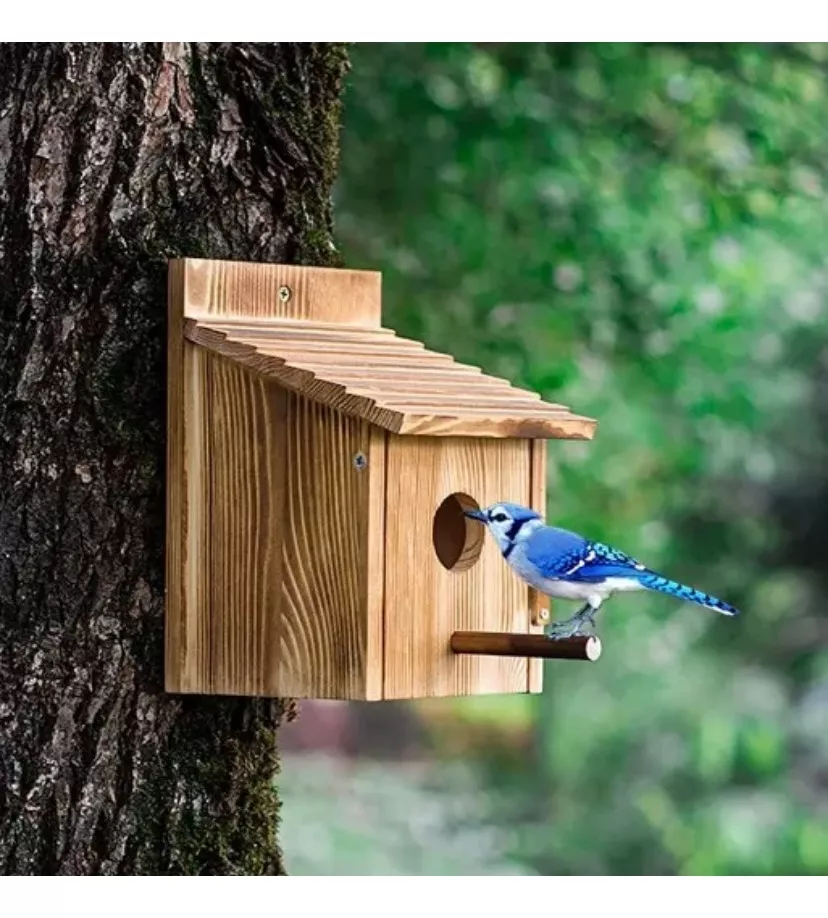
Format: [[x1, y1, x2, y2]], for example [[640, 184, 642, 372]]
[[165, 258, 597, 701]]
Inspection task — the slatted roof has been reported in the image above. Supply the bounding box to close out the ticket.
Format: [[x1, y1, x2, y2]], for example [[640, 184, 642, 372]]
[[185, 317, 596, 439]]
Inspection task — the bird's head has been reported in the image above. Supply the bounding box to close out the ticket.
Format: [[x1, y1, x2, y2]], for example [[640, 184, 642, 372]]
[[464, 502, 543, 554]]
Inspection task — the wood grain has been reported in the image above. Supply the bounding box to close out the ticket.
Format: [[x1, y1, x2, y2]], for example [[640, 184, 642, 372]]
[[528, 438, 548, 693], [280, 395, 385, 699], [394, 414, 593, 439], [208, 353, 287, 696], [185, 319, 597, 441], [383, 436, 536, 699], [206, 322, 395, 338], [182, 345, 214, 692], [179, 257, 382, 327], [166, 264, 215, 693], [168, 360, 385, 698], [165, 260, 186, 692], [229, 336, 427, 355]]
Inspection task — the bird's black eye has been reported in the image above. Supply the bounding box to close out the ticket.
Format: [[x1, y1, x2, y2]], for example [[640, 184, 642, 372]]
[[491, 512, 508, 523]]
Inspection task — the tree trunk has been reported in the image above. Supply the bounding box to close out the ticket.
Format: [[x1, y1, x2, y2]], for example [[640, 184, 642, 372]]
[[0, 42, 348, 875]]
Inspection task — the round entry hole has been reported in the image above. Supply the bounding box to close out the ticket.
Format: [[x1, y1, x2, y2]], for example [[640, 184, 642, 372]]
[[432, 492, 485, 572]]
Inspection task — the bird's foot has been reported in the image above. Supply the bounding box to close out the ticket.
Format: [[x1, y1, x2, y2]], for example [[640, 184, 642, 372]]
[[546, 608, 596, 641], [546, 623, 590, 640]]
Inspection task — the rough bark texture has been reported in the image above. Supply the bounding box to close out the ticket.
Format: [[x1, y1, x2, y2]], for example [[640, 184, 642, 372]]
[[0, 42, 348, 875]]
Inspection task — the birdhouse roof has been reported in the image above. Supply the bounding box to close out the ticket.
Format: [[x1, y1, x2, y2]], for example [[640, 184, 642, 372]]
[[184, 316, 596, 439]]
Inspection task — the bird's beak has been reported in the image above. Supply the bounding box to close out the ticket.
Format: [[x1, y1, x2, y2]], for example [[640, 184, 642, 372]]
[[464, 508, 487, 522]]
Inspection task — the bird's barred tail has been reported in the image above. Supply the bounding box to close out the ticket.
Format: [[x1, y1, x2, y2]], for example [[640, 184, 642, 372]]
[[640, 573, 740, 616]]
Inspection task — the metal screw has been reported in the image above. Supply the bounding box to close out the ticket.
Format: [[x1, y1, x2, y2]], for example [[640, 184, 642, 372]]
[[353, 451, 368, 471], [279, 285, 291, 303]]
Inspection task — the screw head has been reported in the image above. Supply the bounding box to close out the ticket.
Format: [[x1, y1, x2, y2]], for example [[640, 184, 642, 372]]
[[353, 451, 368, 471], [279, 285, 291, 303]]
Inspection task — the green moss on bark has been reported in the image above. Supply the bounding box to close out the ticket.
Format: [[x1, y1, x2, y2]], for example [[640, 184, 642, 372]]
[[132, 704, 288, 876]]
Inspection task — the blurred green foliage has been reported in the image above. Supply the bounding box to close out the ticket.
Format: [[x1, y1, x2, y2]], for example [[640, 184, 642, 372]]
[[332, 42, 828, 875], [279, 755, 533, 875]]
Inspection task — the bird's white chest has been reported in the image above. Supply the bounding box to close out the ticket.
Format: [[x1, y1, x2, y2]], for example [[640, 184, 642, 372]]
[[539, 579, 604, 601]]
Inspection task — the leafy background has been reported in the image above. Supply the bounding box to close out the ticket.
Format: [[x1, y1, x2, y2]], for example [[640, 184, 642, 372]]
[[278, 42, 828, 875]]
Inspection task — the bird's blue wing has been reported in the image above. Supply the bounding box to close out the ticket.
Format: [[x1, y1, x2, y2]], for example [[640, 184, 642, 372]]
[[524, 528, 648, 583], [522, 527, 591, 578]]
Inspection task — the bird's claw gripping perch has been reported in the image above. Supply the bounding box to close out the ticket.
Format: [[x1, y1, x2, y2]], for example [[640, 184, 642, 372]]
[[545, 603, 597, 640], [546, 608, 596, 641], [547, 626, 591, 641]]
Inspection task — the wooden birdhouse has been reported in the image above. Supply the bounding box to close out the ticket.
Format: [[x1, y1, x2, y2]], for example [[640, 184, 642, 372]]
[[165, 258, 597, 701]]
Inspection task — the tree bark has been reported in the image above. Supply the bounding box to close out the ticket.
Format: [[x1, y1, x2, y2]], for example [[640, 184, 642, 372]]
[[0, 42, 348, 875]]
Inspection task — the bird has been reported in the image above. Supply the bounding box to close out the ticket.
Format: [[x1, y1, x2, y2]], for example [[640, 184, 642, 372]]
[[464, 502, 740, 639]]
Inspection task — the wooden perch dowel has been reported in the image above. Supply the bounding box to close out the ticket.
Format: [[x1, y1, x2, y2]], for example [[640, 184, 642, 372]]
[[450, 631, 602, 662]]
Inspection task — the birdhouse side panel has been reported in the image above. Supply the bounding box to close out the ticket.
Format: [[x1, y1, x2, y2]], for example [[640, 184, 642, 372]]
[[166, 348, 385, 698], [279, 394, 386, 700], [383, 435, 536, 700], [166, 338, 213, 694], [166, 345, 290, 696], [208, 353, 289, 696]]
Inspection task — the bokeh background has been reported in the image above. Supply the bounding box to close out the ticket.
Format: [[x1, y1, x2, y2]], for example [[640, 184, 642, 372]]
[[277, 42, 828, 875]]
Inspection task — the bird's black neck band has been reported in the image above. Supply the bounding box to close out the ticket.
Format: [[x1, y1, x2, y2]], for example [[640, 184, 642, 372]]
[[502, 519, 528, 561], [506, 520, 523, 542]]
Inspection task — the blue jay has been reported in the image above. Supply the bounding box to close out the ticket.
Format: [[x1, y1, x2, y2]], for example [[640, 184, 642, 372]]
[[464, 502, 739, 639]]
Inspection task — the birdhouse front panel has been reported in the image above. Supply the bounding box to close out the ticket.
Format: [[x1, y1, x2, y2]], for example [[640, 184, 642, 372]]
[[383, 435, 546, 699]]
